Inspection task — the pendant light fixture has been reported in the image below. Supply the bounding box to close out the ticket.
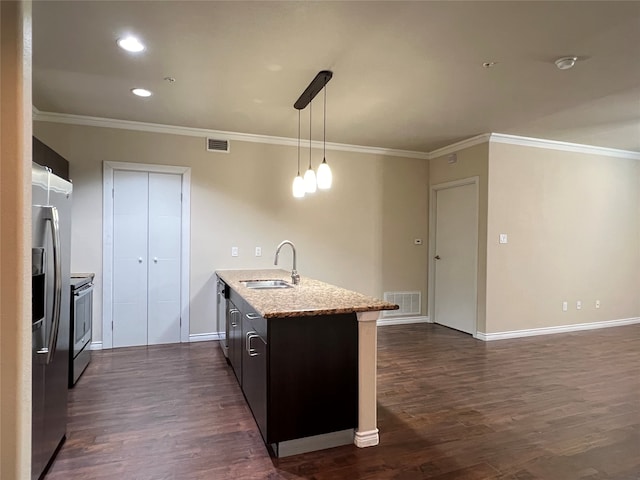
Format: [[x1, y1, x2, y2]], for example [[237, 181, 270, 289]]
[[303, 100, 317, 193], [316, 82, 332, 190], [293, 70, 333, 198], [292, 110, 305, 198]]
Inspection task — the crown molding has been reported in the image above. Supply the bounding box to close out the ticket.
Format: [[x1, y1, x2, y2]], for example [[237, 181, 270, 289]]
[[32, 110, 430, 160], [488, 133, 640, 160], [427, 134, 491, 159], [31, 110, 639, 161], [427, 132, 640, 160]]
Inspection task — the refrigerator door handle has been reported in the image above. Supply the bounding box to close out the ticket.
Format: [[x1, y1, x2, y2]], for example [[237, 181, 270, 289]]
[[41, 206, 62, 365]]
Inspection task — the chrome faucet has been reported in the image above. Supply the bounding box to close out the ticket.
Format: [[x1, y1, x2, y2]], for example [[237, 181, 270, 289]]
[[274, 240, 300, 285]]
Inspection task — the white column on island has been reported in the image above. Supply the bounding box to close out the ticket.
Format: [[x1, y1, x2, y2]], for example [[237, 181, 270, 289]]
[[354, 310, 380, 447]]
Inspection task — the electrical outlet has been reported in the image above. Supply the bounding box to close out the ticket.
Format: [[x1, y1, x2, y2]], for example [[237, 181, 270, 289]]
[[231, 246, 238, 257], [562, 301, 568, 312], [576, 300, 582, 310], [255, 247, 262, 257], [595, 300, 600, 309]]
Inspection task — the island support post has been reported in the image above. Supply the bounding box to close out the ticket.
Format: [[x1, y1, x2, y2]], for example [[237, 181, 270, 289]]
[[354, 310, 380, 447]]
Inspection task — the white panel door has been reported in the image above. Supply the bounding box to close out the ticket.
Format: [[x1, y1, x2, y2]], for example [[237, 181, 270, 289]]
[[433, 182, 478, 335], [113, 170, 149, 347], [111, 170, 183, 347], [147, 173, 182, 344]]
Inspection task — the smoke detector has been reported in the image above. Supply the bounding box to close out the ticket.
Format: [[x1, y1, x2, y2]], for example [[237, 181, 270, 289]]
[[555, 56, 578, 70]]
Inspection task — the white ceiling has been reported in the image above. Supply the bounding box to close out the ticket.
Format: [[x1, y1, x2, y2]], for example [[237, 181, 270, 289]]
[[32, 1, 640, 153]]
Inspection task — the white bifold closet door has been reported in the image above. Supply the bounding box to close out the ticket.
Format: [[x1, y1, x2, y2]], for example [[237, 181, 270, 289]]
[[112, 170, 182, 348]]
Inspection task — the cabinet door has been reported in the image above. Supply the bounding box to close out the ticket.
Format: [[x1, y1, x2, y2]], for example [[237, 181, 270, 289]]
[[242, 322, 267, 443]]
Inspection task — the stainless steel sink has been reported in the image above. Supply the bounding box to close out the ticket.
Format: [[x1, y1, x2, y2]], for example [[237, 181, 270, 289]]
[[240, 279, 293, 289]]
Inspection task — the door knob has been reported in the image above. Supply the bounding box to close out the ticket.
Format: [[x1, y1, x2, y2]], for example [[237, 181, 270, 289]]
[[434, 255, 441, 260], [138, 257, 143, 263], [154, 257, 158, 263]]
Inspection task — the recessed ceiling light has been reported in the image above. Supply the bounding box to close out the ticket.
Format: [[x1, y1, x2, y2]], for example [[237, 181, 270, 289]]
[[117, 36, 145, 53], [555, 56, 578, 70], [131, 88, 152, 97]]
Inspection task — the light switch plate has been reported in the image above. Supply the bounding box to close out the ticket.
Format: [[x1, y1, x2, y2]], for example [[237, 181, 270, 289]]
[[499, 234, 508, 244], [414, 238, 423, 245], [231, 246, 238, 257]]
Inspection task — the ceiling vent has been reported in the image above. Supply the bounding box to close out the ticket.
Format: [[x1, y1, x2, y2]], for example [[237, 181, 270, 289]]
[[206, 138, 230, 153]]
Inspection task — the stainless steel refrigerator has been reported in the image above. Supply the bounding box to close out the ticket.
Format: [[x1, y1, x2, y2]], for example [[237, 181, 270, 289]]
[[32, 162, 72, 480]]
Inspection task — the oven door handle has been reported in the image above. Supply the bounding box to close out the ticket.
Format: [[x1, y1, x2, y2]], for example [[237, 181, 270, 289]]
[[74, 284, 94, 298]]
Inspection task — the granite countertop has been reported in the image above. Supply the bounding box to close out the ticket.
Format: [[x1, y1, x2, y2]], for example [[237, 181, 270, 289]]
[[216, 269, 399, 319]]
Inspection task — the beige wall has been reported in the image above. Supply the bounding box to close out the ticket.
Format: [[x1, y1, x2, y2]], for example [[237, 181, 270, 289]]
[[429, 143, 489, 332], [1, 1, 32, 478], [486, 142, 640, 333], [381, 159, 430, 314], [32, 122, 429, 340]]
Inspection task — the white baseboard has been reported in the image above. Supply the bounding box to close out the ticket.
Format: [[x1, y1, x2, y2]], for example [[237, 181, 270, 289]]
[[377, 315, 430, 326], [89, 334, 223, 349], [189, 332, 223, 342], [476, 317, 640, 341], [275, 429, 354, 457]]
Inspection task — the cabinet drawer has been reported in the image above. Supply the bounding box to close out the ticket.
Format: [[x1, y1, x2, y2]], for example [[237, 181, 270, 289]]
[[242, 301, 266, 338]]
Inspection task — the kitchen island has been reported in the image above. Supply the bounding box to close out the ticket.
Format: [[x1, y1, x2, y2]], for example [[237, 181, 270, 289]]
[[215, 269, 397, 457]]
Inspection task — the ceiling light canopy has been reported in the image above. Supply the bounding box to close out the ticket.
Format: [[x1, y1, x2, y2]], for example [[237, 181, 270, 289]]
[[131, 88, 152, 97], [117, 35, 145, 53], [555, 56, 578, 70]]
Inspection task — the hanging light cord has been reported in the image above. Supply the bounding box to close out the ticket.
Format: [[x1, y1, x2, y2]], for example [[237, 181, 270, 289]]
[[297, 110, 301, 175], [323, 84, 326, 161], [309, 99, 312, 168]]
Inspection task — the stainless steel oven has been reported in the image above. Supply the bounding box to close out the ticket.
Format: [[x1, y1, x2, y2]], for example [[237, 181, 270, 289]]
[[69, 273, 94, 387]]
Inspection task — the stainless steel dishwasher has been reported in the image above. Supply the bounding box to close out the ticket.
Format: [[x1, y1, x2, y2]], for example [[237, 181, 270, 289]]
[[217, 277, 229, 358]]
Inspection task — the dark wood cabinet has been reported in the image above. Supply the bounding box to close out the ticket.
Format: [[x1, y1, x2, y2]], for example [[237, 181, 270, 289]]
[[241, 305, 267, 442], [227, 298, 243, 384], [267, 313, 358, 443], [33, 137, 70, 181], [227, 286, 358, 452]]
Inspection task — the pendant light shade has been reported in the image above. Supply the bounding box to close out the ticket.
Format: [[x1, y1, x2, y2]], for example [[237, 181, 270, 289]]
[[293, 175, 305, 198], [317, 159, 332, 189], [304, 168, 317, 193]]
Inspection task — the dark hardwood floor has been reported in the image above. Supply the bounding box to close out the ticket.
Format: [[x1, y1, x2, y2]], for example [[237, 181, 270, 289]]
[[45, 323, 640, 480]]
